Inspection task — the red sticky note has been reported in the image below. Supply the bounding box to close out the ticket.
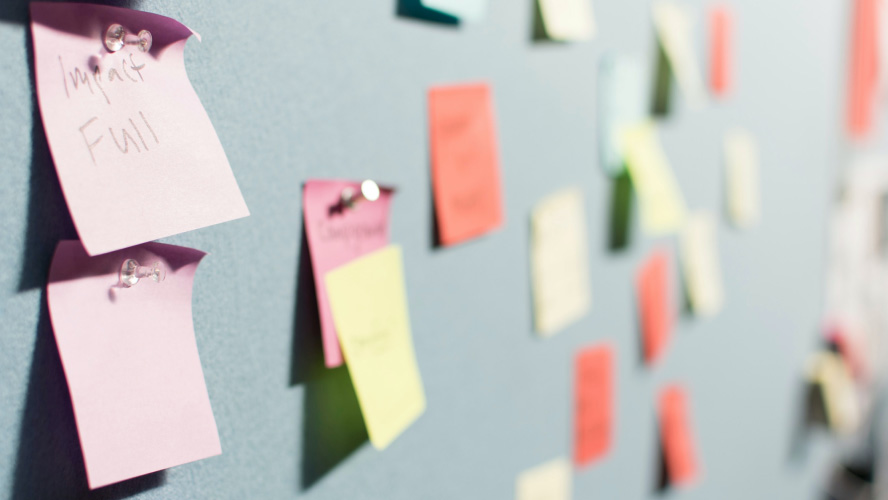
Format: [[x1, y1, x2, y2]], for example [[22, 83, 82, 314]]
[[428, 83, 504, 246], [574, 344, 614, 467], [658, 385, 700, 487], [637, 249, 674, 364], [709, 6, 732, 96], [303, 180, 394, 368], [847, 0, 879, 138]]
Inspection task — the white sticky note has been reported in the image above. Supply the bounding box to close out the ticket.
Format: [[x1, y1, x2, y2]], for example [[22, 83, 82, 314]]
[[680, 212, 724, 316], [531, 188, 592, 336], [538, 0, 596, 41], [724, 129, 760, 228], [516, 458, 572, 500], [421, 0, 488, 22], [653, 1, 706, 107], [599, 54, 647, 175], [807, 351, 861, 434]]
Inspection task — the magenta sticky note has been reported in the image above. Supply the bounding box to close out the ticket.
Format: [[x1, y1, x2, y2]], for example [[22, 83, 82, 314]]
[[47, 240, 221, 489], [303, 180, 393, 368], [31, 3, 249, 256]]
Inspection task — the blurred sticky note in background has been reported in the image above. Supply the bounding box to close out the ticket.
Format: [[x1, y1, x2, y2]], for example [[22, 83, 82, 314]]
[[709, 5, 732, 96], [847, 0, 879, 138], [30, 3, 249, 256], [515, 458, 572, 500], [574, 344, 614, 467], [303, 180, 394, 368], [621, 121, 687, 235], [637, 249, 674, 364], [46, 241, 220, 489], [429, 83, 504, 246], [681, 212, 724, 316], [530, 188, 592, 336], [421, 0, 488, 22], [724, 129, 760, 228], [326, 245, 426, 450], [599, 54, 647, 176], [658, 384, 701, 487], [537, 0, 596, 41], [653, 1, 706, 108], [807, 351, 861, 434]]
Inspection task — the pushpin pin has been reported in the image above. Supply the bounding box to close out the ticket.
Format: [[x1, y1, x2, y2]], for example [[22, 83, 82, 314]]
[[119, 259, 166, 288], [105, 24, 153, 53], [341, 180, 381, 209]]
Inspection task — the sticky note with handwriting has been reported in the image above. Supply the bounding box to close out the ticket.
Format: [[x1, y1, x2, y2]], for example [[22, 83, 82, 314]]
[[637, 249, 674, 364], [537, 0, 596, 41], [709, 5, 732, 96], [421, 0, 488, 22], [326, 245, 425, 449], [658, 384, 700, 487], [429, 83, 504, 247], [30, 3, 249, 256], [724, 129, 760, 228], [599, 54, 646, 176], [515, 458, 572, 500], [304, 180, 394, 368], [574, 344, 613, 467], [531, 188, 592, 336], [680, 212, 724, 316], [621, 121, 687, 235], [653, 1, 706, 108], [46, 240, 220, 489]]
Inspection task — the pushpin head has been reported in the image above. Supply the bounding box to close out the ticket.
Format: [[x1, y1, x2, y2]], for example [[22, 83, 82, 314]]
[[136, 30, 153, 52], [360, 180, 380, 202], [105, 24, 126, 52], [120, 259, 166, 288]]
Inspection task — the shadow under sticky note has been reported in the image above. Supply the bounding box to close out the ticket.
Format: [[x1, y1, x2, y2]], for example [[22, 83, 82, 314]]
[[46, 240, 220, 489], [608, 169, 634, 252], [396, 0, 459, 25]]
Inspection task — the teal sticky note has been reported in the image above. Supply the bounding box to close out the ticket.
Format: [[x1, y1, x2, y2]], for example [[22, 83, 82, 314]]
[[598, 54, 647, 176]]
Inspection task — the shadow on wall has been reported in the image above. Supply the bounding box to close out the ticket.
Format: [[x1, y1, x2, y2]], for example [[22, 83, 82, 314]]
[[394, 0, 459, 26], [290, 227, 369, 491], [10, 294, 165, 500]]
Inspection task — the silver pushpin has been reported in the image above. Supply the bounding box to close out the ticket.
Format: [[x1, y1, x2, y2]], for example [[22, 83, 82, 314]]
[[341, 180, 381, 209], [105, 24, 153, 53], [120, 259, 166, 288]]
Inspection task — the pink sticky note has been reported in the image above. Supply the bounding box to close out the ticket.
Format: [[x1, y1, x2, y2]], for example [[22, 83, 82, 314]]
[[31, 3, 249, 256], [47, 240, 221, 489], [303, 180, 393, 368]]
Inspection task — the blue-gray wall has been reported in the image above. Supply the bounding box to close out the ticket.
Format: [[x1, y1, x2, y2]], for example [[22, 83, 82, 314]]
[[0, 0, 847, 498]]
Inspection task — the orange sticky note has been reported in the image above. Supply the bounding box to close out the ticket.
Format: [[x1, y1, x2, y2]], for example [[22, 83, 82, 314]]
[[847, 0, 879, 138], [658, 385, 700, 487], [574, 344, 613, 467], [637, 249, 673, 364], [709, 5, 731, 96], [429, 83, 504, 246]]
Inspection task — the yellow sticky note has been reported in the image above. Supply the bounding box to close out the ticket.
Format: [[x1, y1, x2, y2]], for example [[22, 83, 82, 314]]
[[531, 188, 592, 336], [622, 121, 687, 234], [807, 352, 860, 434], [680, 212, 724, 316], [538, 0, 596, 41], [724, 129, 760, 228], [515, 458, 572, 500], [653, 1, 706, 107], [325, 245, 426, 450]]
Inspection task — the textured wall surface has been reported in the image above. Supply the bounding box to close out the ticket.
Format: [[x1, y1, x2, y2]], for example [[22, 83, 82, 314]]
[[0, 0, 848, 498]]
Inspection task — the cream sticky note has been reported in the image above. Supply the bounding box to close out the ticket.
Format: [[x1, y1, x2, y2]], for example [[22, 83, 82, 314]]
[[538, 0, 596, 41], [303, 180, 394, 368], [515, 458, 572, 500], [421, 0, 488, 22], [46, 240, 220, 489], [530, 188, 592, 336], [30, 3, 249, 256], [807, 351, 861, 434], [621, 121, 687, 235], [653, 1, 706, 108], [599, 54, 647, 176], [680, 212, 724, 316], [325, 245, 425, 450], [724, 129, 760, 228]]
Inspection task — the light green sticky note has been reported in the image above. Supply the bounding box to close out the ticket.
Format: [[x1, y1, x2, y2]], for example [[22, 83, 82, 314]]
[[325, 245, 426, 450], [421, 0, 488, 22]]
